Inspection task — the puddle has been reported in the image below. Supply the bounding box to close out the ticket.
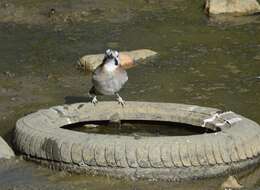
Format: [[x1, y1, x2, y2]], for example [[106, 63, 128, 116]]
[[62, 120, 214, 137]]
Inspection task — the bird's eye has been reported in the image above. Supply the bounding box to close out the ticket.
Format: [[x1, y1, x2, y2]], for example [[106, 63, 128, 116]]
[[114, 51, 119, 57], [106, 49, 112, 56]]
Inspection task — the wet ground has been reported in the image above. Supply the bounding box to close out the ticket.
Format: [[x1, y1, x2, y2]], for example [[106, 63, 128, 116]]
[[0, 0, 260, 189]]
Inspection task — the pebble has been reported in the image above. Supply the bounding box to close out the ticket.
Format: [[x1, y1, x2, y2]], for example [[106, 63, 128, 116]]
[[254, 55, 260, 60], [221, 176, 242, 189], [133, 133, 141, 140], [0, 136, 15, 159], [3, 71, 15, 78], [1, 88, 8, 93]]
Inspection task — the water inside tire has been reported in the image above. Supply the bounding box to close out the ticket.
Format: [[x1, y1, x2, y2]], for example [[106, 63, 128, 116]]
[[62, 120, 216, 137]]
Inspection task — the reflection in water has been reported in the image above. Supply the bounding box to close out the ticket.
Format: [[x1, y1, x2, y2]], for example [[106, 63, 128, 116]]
[[208, 14, 260, 26]]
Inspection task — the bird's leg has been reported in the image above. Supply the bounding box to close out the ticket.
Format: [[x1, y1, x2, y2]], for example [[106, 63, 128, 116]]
[[91, 96, 98, 105], [88, 93, 98, 105], [115, 93, 125, 107]]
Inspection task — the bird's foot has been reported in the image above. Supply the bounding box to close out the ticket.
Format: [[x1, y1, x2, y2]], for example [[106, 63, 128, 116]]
[[116, 94, 126, 107], [91, 96, 98, 105]]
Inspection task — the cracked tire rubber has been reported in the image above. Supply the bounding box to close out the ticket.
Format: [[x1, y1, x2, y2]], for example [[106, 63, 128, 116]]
[[14, 101, 260, 181]]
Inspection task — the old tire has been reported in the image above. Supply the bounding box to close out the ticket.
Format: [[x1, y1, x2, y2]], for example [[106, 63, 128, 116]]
[[14, 102, 260, 181]]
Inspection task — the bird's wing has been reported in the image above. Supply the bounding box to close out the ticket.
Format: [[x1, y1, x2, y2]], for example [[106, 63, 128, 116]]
[[115, 67, 128, 85]]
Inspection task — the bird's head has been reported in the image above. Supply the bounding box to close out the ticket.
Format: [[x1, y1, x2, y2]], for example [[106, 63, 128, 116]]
[[102, 49, 120, 72]]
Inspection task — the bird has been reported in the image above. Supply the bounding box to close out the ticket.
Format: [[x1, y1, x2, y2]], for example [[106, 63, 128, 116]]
[[88, 49, 128, 106]]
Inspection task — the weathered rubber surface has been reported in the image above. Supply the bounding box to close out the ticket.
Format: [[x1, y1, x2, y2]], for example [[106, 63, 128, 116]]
[[14, 102, 260, 181]]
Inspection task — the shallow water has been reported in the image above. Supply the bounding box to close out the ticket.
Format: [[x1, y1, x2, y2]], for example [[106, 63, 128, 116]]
[[0, 0, 260, 189], [63, 120, 214, 136]]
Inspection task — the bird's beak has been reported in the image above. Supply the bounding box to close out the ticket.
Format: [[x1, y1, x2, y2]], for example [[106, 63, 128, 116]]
[[119, 53, 136, 69]]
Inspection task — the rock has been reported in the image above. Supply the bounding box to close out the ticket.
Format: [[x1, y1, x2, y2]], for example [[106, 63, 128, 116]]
[[221, 176, 243, 189], [83, 124, 98, 128], [205, 0, 260, 15], [77, 49, 158, 72], [0, 136, 15, 159], [3, 71, 15, 78], [254, 55, 260, 60]]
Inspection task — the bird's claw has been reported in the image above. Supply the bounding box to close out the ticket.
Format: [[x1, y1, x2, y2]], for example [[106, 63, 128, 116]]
[[91, 96, 98, 105], [117, 96, 126, 107]]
